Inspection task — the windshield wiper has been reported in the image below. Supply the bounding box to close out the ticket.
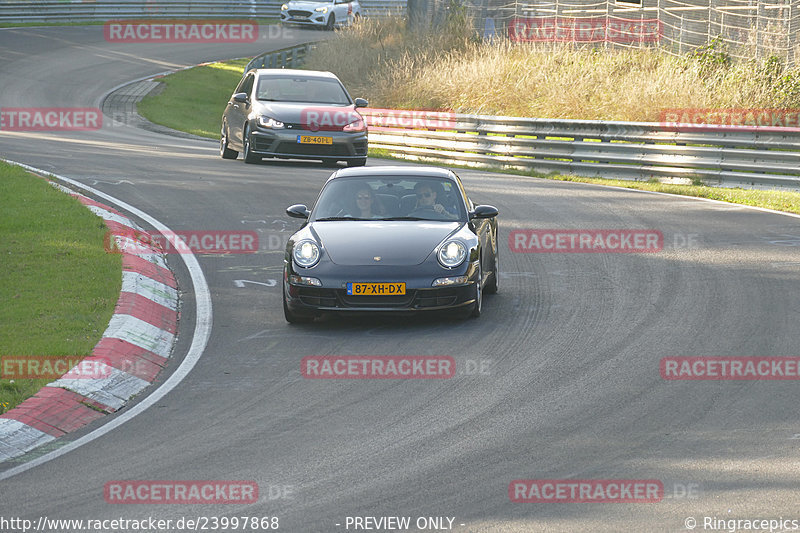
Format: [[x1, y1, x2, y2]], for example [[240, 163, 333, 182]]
[[314, 216, 371, 221], [376, 216, 430, 221]]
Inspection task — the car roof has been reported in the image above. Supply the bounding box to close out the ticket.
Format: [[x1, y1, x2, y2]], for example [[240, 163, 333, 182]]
[[329, 166, 456, 181], [250, 69, 340, 80]]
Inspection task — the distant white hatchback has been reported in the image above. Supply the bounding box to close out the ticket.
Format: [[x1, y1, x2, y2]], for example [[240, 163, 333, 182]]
[[280, 0, 361, 30]]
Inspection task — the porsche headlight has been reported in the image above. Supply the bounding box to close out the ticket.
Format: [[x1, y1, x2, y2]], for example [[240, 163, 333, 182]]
[[315, 6, 328, 12], [437, 241, 467, 268], [281, 3, 288, 9], [258, 115, 284, 128], [293, 240, 321, 267]]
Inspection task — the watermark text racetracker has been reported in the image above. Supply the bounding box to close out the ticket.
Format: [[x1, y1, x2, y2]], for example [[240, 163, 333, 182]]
[[661, 108, 800, 131], [104, 20, 258, 43], [1, 355, 111, 379], [0, 108, 101, 131], [509, 479, 663, 503], [106, 229, 258, 255], [509, 16, 662, 43], [509, 229, 663, 253], [661, 357, 800, 380], [105, 481, 258, 504], [302, 356, 455, 379]]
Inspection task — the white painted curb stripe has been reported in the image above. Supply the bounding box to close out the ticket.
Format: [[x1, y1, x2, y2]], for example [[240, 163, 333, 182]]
[[0, 420, 56, 461], [48, 368, 151, 412], [87, 205, 142, 230], [121, 271, 179, 310], [102, 314, 175, 359]]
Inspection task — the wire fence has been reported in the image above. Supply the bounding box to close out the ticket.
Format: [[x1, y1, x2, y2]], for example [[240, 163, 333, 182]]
[[410, 0, 799, 67]]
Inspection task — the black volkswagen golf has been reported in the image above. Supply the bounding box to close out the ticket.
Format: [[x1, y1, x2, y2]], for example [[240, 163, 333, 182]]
[[220, 69, 368, 166], [282, 166, 499, 322]]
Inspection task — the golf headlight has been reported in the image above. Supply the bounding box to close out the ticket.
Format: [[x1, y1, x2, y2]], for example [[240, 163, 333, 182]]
[[293, 240, 321, 267], [437, 241, 467, 268], [343, 116, 366, 132], [315, 6, 328, 12], [258, 115, 284, 128], [281, 3, 288, 9]]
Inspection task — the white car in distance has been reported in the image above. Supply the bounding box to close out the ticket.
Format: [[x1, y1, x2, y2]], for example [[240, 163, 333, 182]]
[[280, 0, 361, 30]]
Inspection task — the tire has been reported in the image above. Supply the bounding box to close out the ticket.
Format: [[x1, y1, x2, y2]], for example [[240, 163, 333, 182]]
[[283, 284, 314, 324], [325, 13, 335, 31], [242, 125, 260, 164], [220, 124, 238, 159], [485, 243, 498, 295], [347, 158, 367, 167], [469, 260, 483, 318], [321, 158, 338, 167]]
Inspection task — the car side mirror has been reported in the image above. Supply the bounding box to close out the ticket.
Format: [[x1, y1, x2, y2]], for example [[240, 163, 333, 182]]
[[232, 92, 249, 104], [469, 205, 499, 219], [286, 204, 311, 219], [354, 98, 368, 108]]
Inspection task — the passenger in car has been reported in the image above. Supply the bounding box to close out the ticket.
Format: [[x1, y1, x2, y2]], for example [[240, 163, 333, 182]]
[[351, 186, 385, 218]]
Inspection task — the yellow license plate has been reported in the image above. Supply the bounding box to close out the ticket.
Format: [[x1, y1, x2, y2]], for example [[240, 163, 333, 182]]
[[347, 282, 406, 296], [297, 135, 333, 145]]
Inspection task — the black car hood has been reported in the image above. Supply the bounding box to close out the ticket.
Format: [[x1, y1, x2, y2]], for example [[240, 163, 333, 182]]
[[311, 221, 461, 266], [253, 101, 359, 128]]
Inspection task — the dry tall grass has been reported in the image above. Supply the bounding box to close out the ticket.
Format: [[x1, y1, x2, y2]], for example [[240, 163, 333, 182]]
[[304, 18, 800, 121]]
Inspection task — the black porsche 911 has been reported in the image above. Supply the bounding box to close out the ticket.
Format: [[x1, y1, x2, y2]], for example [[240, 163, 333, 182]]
[[282, 166, 499, 322]]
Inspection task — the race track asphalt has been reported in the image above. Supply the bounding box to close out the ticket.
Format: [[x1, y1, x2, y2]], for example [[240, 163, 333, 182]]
[[1, 24, 800, 533]]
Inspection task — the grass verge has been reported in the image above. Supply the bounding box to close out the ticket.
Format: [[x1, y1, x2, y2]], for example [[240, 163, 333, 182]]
[[138, 58, 251, 138], [0, 162, 121, 413], [138, 57, 800, 216]]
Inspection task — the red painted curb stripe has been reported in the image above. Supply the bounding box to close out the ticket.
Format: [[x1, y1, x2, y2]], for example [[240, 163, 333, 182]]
[[115, 292, 177, 334], [104, 219, 141, 235], [72, 194, 124, 216], [92, 338, 167, 383], [122, 254, 176, 289], [1, 388, 108, 437]]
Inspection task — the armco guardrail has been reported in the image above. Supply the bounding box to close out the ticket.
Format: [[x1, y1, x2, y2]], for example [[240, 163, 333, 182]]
[[245, 42, 317, 71], [359, 109, 800, 189], [0, 0, 405, 22]]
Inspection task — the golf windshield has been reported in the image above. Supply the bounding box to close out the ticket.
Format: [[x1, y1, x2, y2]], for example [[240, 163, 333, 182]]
[[256, 76, 350, 104]]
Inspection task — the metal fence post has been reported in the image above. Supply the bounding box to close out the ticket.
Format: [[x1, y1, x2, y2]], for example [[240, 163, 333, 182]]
[[787, 0, 794, 67]]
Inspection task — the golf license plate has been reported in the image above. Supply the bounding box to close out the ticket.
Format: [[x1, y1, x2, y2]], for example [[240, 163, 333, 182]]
[[347, 282, 406, 296], [297, 135, 332, 145]]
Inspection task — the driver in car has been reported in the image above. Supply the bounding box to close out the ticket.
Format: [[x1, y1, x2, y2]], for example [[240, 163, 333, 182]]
[[413, 182, 457, 219]]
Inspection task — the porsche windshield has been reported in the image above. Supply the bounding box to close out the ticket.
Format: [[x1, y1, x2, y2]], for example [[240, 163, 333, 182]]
[[312, 177, 465, 222]]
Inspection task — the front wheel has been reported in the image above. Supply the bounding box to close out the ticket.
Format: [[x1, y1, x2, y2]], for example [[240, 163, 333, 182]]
[[469, 261, 483, 318], [220, 125, 238, 159], [243, 125, 260, 164], [325, 13, 335, 30], [485, 244, 498, 294]]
